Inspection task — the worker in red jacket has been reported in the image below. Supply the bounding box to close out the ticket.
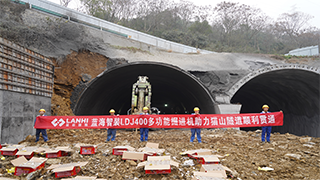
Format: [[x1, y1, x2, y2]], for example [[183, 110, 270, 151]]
[[190, 107, 201, 143], [34, 109, 48, 142]]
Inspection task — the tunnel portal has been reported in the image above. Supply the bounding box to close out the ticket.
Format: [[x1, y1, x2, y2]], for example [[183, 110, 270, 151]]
[[230, 66, 320, 137], [74, 62, 216, 115]]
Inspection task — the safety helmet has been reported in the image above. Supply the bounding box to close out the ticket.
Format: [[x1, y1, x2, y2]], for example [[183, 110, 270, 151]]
[[143, 107, 149, 111], [194, 107, 200, 111], [109, 109, 115, 113], [262, 105, 269, 109], [39, 109, 46, 113]]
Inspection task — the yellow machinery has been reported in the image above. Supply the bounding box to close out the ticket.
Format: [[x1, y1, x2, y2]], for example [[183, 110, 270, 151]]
[[131, 76, 152, 114]]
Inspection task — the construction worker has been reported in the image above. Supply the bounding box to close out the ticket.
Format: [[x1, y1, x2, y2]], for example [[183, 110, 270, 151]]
[[34, 109, 48, 142], [261, 105, 271, 143], [140, 107, 149, 142], [106, 109, 117, 142], [190, 107, 201, 143]]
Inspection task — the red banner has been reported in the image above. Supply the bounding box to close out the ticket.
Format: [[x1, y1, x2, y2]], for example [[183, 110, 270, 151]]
[[34, 112, 283, 129]]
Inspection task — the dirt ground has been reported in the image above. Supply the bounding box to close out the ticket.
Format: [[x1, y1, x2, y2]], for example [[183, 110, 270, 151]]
[[51, 50, 109, 116], [1, 128, 319, 179], [1, 1, 320, 179]]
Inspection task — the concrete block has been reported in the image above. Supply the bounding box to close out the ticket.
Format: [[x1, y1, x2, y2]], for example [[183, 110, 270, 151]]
[[214, 104, 242, 130], [0, 91, 51, 143], [215, 104, 242, 114]]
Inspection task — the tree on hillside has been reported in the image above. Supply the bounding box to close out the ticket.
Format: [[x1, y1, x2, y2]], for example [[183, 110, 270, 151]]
[[80, 0, 137, 23], [237, 4, 268, 51], [212, 1, 270, 52], [275, 11, 314, 47], [174, 0, 195, 28], [78, 0, 319, 54], [188, 20, 212, 36], [214, 1, 242, 43], [60, 0, 72, 7], [80, 0, 109, 18], [297, 30, 320, 48]]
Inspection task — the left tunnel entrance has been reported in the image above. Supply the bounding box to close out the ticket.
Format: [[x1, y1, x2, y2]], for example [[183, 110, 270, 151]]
[[74, 62, 216, 115]]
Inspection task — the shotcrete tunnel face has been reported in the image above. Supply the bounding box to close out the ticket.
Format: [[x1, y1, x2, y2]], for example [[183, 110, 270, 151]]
[[231, 69, 320, 137], [74, 62, 216, 116]]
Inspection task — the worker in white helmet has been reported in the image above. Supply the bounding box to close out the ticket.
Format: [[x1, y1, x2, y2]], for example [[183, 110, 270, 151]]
[[261, 105, 271, 143], [106, 109, 117, 142], [190, 107, 202, 143]]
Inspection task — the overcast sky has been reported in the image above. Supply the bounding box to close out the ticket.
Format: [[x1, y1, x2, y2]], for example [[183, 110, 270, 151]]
[[189, 0, 320, 28], [48, 0, 320, 28]]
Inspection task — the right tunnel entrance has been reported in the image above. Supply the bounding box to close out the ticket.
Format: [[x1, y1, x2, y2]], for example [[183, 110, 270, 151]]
[[230, 68, 320, 137]]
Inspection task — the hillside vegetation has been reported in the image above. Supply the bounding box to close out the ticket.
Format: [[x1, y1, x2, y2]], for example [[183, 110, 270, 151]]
[[79, 0, 320, 54]]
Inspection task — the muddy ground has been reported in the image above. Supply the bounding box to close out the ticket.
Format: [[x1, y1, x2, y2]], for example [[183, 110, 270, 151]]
[[1, 129, 319, 179]]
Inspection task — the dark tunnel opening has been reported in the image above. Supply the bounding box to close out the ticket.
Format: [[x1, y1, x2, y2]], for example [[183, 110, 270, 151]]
[[74, 62, 216, 116], [231, 69, 320, 137]]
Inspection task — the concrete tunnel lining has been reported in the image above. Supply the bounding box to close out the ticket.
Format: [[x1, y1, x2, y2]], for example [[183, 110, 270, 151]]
[[230, 67, 320, 137], [74, 62, 216, 115]]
